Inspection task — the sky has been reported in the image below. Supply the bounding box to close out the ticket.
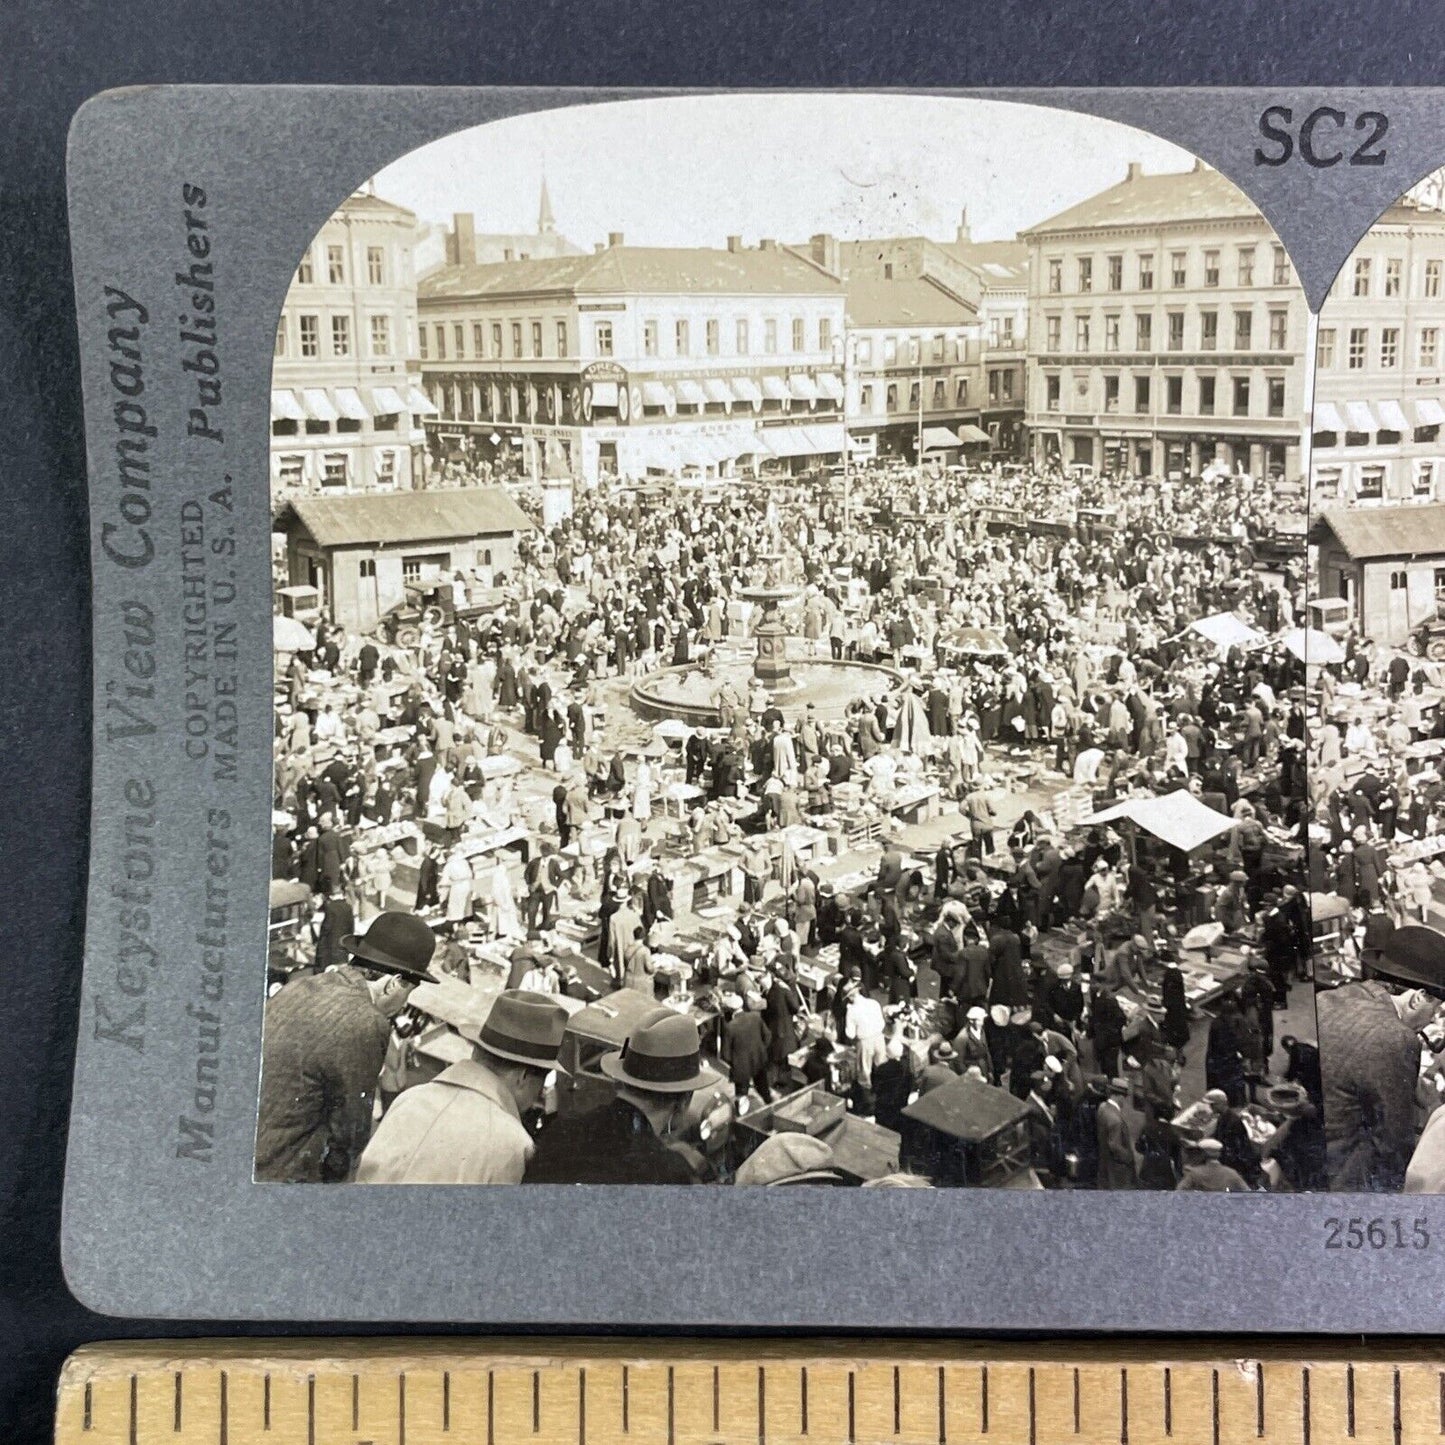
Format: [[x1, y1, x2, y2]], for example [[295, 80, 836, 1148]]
[[369, 94, 1204, 251]]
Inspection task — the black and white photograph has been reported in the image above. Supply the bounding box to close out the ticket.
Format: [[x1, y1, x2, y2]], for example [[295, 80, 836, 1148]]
[[1305, 169, 1445, 1193], [256, 94, 1320, 1193]]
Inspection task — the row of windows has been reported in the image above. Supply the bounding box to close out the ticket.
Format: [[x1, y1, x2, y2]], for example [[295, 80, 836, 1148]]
[[1041, 370, 1286, 418], [272, 413, 402, 438], [1042, 307, 1290, 354], [1334, 254, 1445, 301], [1314, 461, 1440, 504], [853, 330, 969, 367], [275, 450, 401, 490], [422, 318, 568, 362], [295, 242, 389, 288], [1316, 324, 1442, 371], [858, 377, 972, 413], [1044, 244, 1290, 296], [275, 312, 395, 360]]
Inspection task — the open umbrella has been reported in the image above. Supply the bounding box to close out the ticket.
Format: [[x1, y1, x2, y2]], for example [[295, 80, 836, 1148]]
[[1280, 627, 1346, 666], [273, 615, 316, 653], [1379, 924, 1445, 989]]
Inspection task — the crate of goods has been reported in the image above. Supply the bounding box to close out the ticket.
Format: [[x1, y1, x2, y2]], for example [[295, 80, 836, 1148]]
[[772, 1089, 847, 1138]]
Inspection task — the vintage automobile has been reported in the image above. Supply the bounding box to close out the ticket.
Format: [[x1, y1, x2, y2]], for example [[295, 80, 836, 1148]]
[[898, 1074, 1038, 1187], [1411, 606, 1445, 661], [276, 583, 322, 625], [377, 579, 503, 648], [1305, 596, 1352, 641]]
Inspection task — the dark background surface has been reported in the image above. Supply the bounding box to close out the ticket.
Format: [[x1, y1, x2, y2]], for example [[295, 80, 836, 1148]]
[[2, 3, 1443, 1440]]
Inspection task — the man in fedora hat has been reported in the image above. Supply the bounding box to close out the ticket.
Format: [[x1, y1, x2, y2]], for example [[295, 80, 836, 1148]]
[[256, 910, 439, 1183], [524, 1007, 720, 1185], [356, 989, 569, 1185]]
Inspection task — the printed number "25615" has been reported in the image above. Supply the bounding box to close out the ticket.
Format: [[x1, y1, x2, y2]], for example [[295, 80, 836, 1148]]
[[1324, 1217, 1430, 1250]]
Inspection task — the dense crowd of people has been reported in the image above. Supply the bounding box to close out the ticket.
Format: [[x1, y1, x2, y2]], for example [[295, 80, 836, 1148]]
[[257, 459, 1321, 1190]]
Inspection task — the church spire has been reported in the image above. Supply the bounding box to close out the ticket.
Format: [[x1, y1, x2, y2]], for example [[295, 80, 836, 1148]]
[[538, 176, 556, 235]]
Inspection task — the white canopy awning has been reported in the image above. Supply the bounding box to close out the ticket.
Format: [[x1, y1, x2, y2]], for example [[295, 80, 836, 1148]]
[[1376, 398, 1410, 432], [815, 372, 844, 402], [1345, 400, 1377, 433], [1413, 398, 1445, 427], [270, 389, 305, 422], [787, 373, 819, 402], [406, 385, 438, 416], [589, 381, 620, 408], [702, 378, 733, 405], [1312, 401, 1343, 433], [674, 379, 707, 407], [1084, 790, 1237, 853], [641, 381, 671, 408], [921, 426, 961, 451], [1186, 611, 1267, 652], [300, 388, 339, 423], [368, 385, 409, 415], [1281, 627, 1347, 665], [761, 375, 790, 401], [731, 377, 763, 406], [333, 387, 369, 421], [805, 423, 846, 454]]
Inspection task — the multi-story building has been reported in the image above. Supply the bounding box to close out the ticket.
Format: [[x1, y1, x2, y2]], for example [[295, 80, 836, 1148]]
[[413, 181, 587, 276], [1311, 197, 1445, 508], [1021, 160, 1309, 481], [270, 190, 435, 499], [417, 234, 847, 490]]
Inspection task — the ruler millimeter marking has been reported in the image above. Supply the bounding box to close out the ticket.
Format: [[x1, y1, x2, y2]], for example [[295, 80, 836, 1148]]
[[56, 1341, 1445, 1445]]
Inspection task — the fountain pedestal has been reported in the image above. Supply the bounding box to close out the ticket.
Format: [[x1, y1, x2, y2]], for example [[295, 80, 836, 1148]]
[[753, 611, 792, 686]]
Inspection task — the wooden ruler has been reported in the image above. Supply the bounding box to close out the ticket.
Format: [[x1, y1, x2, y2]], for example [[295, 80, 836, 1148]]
[[55, 1340, 1445, 1445]]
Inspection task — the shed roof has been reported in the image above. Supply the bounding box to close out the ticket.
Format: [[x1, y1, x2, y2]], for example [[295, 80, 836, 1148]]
[[1312, 503, 1445, 561], [278, 488, 534, 549]]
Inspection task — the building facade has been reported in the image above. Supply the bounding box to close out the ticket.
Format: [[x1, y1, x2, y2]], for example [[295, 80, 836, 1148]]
[[1311, 199, 1445, 508], [1021, 161, 1309, 481], [1312, 503, 1445, 646], [417, 236, 848, 490], [270, 191, 435, 500]]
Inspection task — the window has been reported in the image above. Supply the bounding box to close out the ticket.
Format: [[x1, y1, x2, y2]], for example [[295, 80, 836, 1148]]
[[1134, 375, 1151, 412], [327, 244, 345, 284], [1233, 310, 1252, 349], [908, 380, 921, 410], [1428, 260, 1443, 299], [1232, 376, 1250, 416], [366, 246, 384, 285], [1316, 328, 1336, 368], [417, 322, 428, 360], [1103, 374, 1120, 412], [402, 552, 451, 583], [853, 335, 869, 365], [1357, 466, 1385, 500], [1165, 375, 1182, 414], [277, 454, 304, 488], [1236, 247, 1255, 286], [531, 321, 543, 357], [907, 335, 922, 365], [791, 317, 805, 351], [274, 322, 286, 357], [1135, 312, 1152, 350], [1350, 330, 1368, 368], [510, 322, 522, 357], [819, 317, 833, 351], [1138, 254, 1154, 290], [955, 378, 969, 406], [932, 378, 946, 408], [1045, 374, 1061, 410], [435, 324, 447, 360], [374, 454, 396, 487], [737, 318, 750, 355], [1200, 310, 1218, 350], [706, 318, 720, 356], [932, 334, 946, 362], [859, 384, 873, 411], [1391, 570, 1408, 590], [595, 321, 613, 357], [1045, 315, 1061, 352], [1268, 376, 1286, 417], [1199, 375, 1216, 415], [883, 336, 897, 364], [1000, 370, 1014, 401], [1421, 327, 1439, 369], [1107, 255, 1123, 291], [1381, 327, 1400, 369], [764, 318, 777, 354], [988, 370, 1000, 403], [373, 410, 398, 432], [1385, 257, 1403, 297], [643, 320, 658, 357], [295, 250, 313, 284], [1353, 258, 1371, 297], [331, 315, 351, 356], [1078, 257, 1093, 293], [1203, 250, 1219, 287], [1075, 316, 1090, 351], [1047, 258, 1062, 293], [1104, 314, 1120, 351], [1167, 311, 1184, 351], [299, 314, 319, 358], [468, 322, 483, 358], [1273, 246, 1290, 285], [885, 383, 898, 411], [1313, 466, 1341, 501], [321, 452, 349, 488], [1416, 460, 1436, 498], [1170, 252, 1186, 287], [491, 323, 502, 356], [453, 323, 466, 358], [556, 320, 568, 358], [1268, 310, 1288, 350]]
